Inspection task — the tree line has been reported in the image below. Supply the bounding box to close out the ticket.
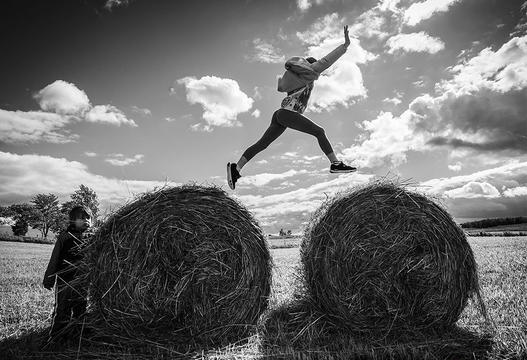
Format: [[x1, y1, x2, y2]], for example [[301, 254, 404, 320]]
[[0, 184, 99, 239], [460, 216, 527, 229]]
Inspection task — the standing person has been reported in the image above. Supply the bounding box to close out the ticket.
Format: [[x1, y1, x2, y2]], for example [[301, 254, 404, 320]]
[[227, 25, 357, 190], [43, 205, 92, 342]]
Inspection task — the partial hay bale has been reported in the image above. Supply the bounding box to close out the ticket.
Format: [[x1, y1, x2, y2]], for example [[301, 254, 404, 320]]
[[301, 180, 486, 332], [83, 185, 272, 345]]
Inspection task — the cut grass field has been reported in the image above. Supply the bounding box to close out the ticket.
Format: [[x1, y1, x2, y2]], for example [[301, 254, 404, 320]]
[[0, 237, 526, 359]]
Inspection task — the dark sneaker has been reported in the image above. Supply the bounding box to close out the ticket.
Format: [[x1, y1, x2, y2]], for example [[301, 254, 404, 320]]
[[227, 162, 241, 190], [330, 161, 357, 173]]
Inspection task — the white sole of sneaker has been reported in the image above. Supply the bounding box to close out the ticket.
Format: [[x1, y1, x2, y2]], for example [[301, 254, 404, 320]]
[[330, 169, 357, 173], [227, 163, 235, 190]]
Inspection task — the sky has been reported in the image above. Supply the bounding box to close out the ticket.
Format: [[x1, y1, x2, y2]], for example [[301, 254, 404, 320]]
[[1, 0, 526, 234]]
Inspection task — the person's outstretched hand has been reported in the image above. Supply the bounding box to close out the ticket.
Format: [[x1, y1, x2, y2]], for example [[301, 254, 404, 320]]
[[343, 25, 350, 47]]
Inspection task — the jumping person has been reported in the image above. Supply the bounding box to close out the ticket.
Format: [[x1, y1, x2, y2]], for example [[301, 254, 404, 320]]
[[227, 25, 357, 190]]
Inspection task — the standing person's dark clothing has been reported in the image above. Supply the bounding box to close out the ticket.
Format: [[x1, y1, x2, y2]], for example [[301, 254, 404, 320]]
[[43, 226, 89, 337]]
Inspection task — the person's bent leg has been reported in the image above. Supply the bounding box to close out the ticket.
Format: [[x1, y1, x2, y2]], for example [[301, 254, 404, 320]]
[[275, 109, 336, 161], [236, 111, 286, 172]]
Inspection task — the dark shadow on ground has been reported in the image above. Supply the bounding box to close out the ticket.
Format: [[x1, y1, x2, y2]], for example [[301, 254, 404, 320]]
[[259, 299, 495, 360], [0, 320, 257, 360]]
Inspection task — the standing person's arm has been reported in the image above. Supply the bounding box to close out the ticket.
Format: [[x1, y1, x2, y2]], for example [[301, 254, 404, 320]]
[[42, 235, 64, 290], [310, 25, 350, 74]]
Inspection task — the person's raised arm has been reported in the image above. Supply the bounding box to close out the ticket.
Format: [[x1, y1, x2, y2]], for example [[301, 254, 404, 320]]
[[310, 25, 350, 74]]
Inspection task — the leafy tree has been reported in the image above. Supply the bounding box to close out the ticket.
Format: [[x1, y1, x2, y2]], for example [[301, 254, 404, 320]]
[[64, 184, 99, 222], [31, 194, 61, 238], [7, 203, 38, 237], [12, 219, 28, 236]]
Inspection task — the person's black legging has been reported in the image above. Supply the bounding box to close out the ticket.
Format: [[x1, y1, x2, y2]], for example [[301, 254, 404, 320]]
[[242, 109, 334, 161]]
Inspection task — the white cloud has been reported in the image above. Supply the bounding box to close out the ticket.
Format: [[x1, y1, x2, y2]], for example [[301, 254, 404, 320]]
[[237, 172, 373, 221], [1, 80, 135, 144], [85, 105, 137, 127], [0, 151, 174, 211], [239, 169, 308, 187], [379, 0, 402, 13], [131, 106, 152, 116], [251, 109, 261, 118], [503, 186, 527, 197], [34, 80, 90, 115], [295, 0, 329, 12], [386, 32, 445, 54], [0, 109, 76, 144], [444, 181, 500, 199], [448, 162, 462, 171], [177, 76, 254, 130], [164, 116, 176, 122], [404, 0, 462, 27], [416, 162, 527, 218], [296, 13, 342, 45], [247, 38, 285, 64], [345, 35, 527, 169], [104, 0, 130, 10], [342, 111, 427, 168], [84, 151, 97, 157], [443, 36, 527, 94], [421, 161, 527, 195], [383, 97, 402, 105], [104, 154, 144, 167]]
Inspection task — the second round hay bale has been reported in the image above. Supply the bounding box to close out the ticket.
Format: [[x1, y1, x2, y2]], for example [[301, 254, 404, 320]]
[[85, 185, 272, 343], [301, 181, 484, 332]]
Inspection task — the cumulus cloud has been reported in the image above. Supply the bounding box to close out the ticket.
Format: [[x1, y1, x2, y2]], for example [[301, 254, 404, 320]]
[[296, 0, 329, 12], [444, 181, 500, 199], [504, 186, 527, 197], [104, 153, 144, 167], [131, 106, 152, 116], [383, 97, 402, 105], [0, 151, 174, 211], [404, 0, 462, 27], [1, 80, 136, 144], [418, 161, 527, 218], [342, 111, 427, 168], [239, 170, 308, 187], [448, 162, 462, 171], [0, 110, 77, 144], [34, 80, 90, 115], [386, 32, 445, 54], [251, 109, 261, 118], [85, 105, 137, 127], [237, 172, 373, 227], [344, 34, 527, 169], [246, 38, 285, 63], [104, 0, 131, 10], [177, 76, 254, 130], [84, 151, 97, 157]]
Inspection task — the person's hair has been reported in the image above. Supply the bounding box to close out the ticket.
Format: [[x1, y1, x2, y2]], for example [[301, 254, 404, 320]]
[[306, 57, 317, 64], [69, 205, 92, 221]]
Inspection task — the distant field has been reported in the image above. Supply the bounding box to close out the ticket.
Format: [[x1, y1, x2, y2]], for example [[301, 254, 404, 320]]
[[0, 237, 526, 359], [463, 223, 527, 234]]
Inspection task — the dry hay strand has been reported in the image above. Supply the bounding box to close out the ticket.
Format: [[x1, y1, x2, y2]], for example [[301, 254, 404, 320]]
[[301, 180, 487, 333], [259, 296, 493, 360], [80, 184, 272, 346]]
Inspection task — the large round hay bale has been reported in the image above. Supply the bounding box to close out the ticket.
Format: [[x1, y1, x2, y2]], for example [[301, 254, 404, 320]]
[[85, 185, 271, 344], [301, 181, 483, 332]]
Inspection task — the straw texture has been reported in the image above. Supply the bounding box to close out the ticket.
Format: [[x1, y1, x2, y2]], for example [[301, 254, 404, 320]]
[[82, 185, 272, 345], [301, 181, 484, 332]]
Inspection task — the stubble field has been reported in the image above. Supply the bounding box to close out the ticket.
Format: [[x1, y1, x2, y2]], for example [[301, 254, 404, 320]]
[[0, 237, 526, 359]]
